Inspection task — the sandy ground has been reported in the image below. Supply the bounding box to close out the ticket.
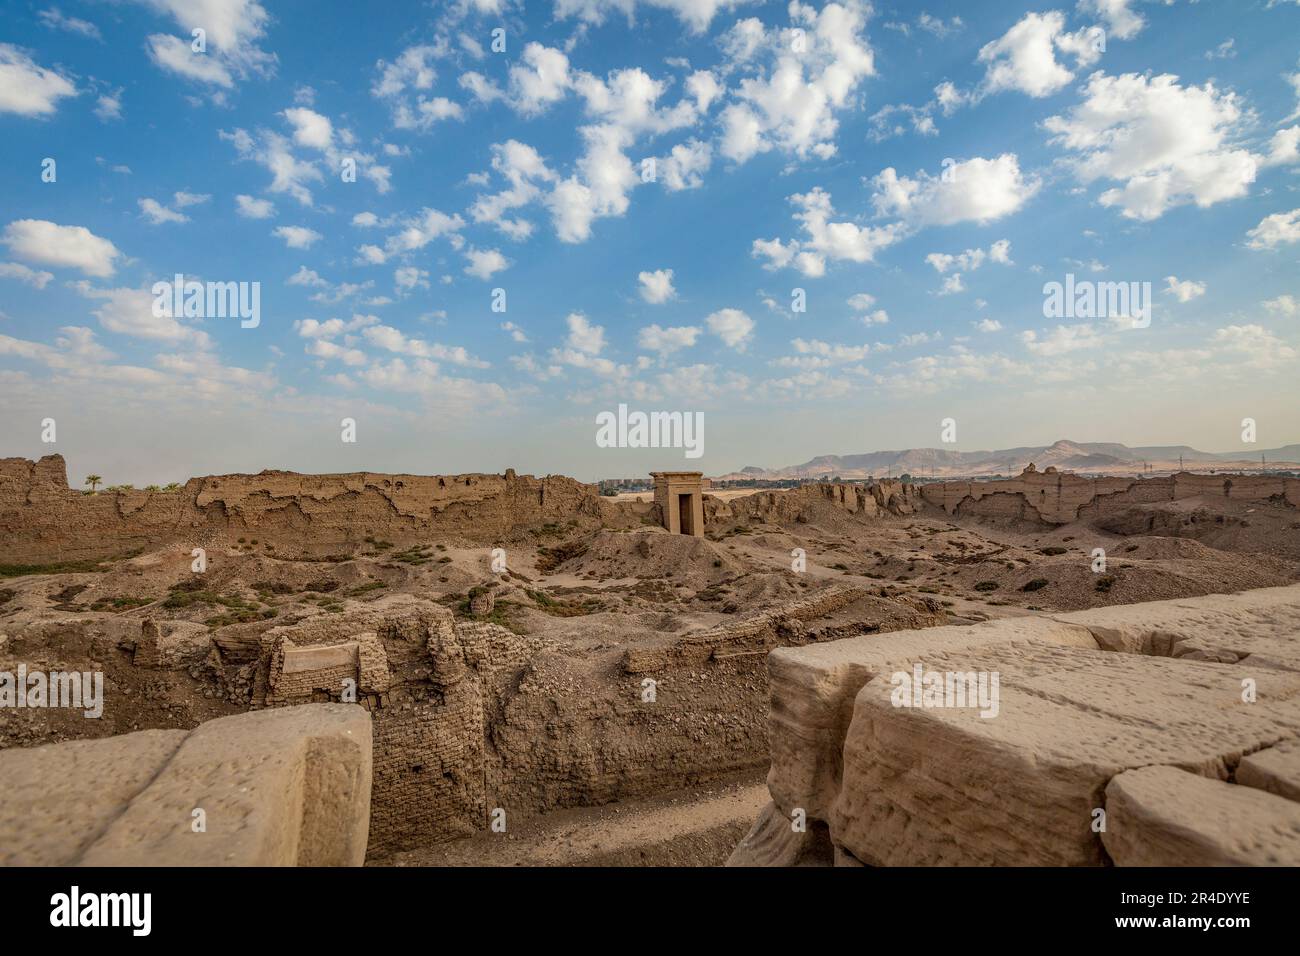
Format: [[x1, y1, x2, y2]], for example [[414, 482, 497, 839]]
[[372, 772, 768, 867]]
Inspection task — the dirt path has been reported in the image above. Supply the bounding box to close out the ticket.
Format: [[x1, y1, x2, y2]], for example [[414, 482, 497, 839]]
[[372, 772, 768, 867]]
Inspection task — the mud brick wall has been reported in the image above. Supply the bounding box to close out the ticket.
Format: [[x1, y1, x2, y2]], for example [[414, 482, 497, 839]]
[[367, 690, 485, 854], [484, 652, 770, 817]]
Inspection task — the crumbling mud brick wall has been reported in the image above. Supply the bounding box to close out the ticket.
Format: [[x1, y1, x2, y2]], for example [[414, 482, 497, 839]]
[[919, 470, 1300, 525], [0, 455, 637, 563]]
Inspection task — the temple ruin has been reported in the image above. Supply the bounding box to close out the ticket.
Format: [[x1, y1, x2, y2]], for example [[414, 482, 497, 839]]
[[652, 471, 706, 536]]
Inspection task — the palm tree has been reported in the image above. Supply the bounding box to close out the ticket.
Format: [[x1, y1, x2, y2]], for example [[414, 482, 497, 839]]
[[85, 474, 102, 493]]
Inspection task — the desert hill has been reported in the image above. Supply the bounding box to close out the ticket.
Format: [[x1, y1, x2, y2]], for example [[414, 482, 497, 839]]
[[719, 438, 1300, 481]]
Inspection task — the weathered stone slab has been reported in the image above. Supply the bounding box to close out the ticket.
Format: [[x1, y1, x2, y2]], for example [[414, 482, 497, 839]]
[[828, 642, 1300, 866], [1104, 765, 1300, 866], [765, 616, 1099, 821], [1237, 739, 1300, 803], [0, 730, 187, 866], [79, 704, 372, 866], [1056, 584, 1300, 670]]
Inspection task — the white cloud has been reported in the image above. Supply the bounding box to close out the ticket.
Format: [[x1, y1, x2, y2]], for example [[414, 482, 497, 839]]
[[174, 190, 209, 208], [1045, 72, 1262, 221], [977, 11, 1101, 99], [2, 219, 120, 276], [273, 225, 322, 249], [658, 139, 713, 190], [469, 140, 556, 240], [367, 207, 466, 264], [1262, 125, 1300, 168], [1021, 323, 1108, 356], [976, 318, 1003, 332], [221, 127, 324, 205], [1078, 0, 1144, 41], [843, 293, 890, 325], [718, 2, 875, 163], [94, 92, 122, 121], [305, 338, 368, 366], [509, 43, 572, 116], [140, 0, 275, 86], [286, 265, 327, 287], [554, 0, 758, 34], [145, 34, 234, 87], [0, 44, 78, 116], [501, 321, 528, 343], [638, 268, 676, 304], [785, 338, 870, 365], [565, 312, 607, 354], [872, 154, 1040, 227], [753, 187, 904, 277], [463, 247, 509, 279], [394, 266, 429, 291], [706, 308, 754, 350], [235, 194, 275, 218], [926, 239, 1013, 273], [937, 274, 965, 296], [546, 125, 638, 243], [361, 324, 488, 367], [1211, 323, 1296, 368], [1246, 208, 1300, 249], [75, 283, 207, 344], [38, 9, 104, 41], [0, 261, 55, 288], [1263, 294, 1298, 317], [638, 323, 699, 354], [282, 107, 333, 149], [139, 198, 188, 225], [1163, 276, 1206, 302]]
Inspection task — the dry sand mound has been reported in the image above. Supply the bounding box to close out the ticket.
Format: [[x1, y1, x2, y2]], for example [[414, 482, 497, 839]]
[[560, 529, 747, 587]]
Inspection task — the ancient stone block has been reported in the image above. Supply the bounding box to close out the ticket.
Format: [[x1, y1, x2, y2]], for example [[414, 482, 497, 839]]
[[1104, 765, 1300, 866]]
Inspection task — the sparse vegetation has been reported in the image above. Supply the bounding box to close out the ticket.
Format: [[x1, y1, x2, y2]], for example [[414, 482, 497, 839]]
[[1, 558, 112, 578], [89, 595, 155, 613], [536, 541, 588, 573], [525, 587, 598, 617]]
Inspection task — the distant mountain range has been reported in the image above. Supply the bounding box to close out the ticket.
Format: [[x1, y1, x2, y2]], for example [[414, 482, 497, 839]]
[[718, 439, 1300, 481]]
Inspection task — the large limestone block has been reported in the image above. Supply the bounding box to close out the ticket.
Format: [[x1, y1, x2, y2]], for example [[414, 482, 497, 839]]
[[1104, 765, 1300, 866], [829, 643, 1300, 866], [0, 730, 188, 866], [80, 704, 372, 866], [765, 616, 1099, 822], [1057, 584, 1300, 670], [1237, 739, 1300, 803]]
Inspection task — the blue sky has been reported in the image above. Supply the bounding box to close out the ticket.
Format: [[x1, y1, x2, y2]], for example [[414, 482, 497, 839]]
[[1, 0, 1298, 485]]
